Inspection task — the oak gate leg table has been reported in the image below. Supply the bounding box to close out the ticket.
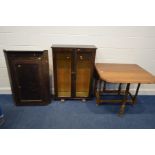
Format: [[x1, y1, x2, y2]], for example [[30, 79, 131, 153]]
[[94, 63, 155, 116]]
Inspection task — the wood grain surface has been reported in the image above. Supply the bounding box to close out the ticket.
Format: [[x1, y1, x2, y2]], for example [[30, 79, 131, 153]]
[[95, 63, 155, 84]]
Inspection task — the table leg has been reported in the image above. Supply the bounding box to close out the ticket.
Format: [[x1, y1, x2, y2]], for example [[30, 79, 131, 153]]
[[119, 83, 130, 116], [96, 79, 102, 105], [133, 83, 141, 104], [103, 81, 107, 92], [96, 91, 100, 105], [118, 83, 122, 95], [98, 79, 102, 92]]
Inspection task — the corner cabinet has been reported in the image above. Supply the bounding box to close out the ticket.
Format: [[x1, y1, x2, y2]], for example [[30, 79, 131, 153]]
[[52, 45, 96, 100], [4, 50, 51, 105]]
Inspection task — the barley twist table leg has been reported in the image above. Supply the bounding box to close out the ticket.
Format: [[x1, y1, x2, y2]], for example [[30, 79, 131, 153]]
[[96, 91, 100, 106], [118, 83, 122, 95], [96, 79, 101, 106], [119, 83, 130, 116], [133, 83, 141, 104]]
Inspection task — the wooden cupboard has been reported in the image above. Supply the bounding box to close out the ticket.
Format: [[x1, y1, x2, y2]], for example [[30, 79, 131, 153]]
[[4, 50, 51, 105], [52, 45, 96, 100]]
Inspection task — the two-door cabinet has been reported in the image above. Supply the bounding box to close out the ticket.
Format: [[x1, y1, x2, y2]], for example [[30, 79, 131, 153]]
[[52, 45, 96, 100], [4, 50, 51, 105]]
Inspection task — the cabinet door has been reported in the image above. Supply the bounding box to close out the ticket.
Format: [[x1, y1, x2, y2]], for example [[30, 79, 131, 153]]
[[75, 50, 94, 97], [12, 60, 43, 103], [54, 50, 72, 97]]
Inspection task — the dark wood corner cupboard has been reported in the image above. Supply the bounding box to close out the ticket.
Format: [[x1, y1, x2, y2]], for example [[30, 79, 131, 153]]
[[52, 45, 96, 100], [4, 50, 51, 105]]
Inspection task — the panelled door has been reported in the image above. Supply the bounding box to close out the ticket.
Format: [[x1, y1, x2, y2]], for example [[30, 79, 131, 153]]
[[53, 49, 72, 97], [75, 49, 94, 97], [12, 59, 44, 103]]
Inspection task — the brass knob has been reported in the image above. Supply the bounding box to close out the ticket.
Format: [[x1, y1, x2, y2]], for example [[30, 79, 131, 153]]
[[80, 56, 83, 60], [77, 49, 80, 52], [66, 56, 70, 59]]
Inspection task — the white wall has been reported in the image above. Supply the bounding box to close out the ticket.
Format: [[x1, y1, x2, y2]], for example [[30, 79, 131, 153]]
[[0, 26, 155, 95]]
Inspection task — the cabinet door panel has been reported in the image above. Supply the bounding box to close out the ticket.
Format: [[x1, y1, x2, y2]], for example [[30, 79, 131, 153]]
[[4, 50, 50, 105], [76, 52, 93, 97], [13, 61, 43, 102], [55, 51, 72, 97]]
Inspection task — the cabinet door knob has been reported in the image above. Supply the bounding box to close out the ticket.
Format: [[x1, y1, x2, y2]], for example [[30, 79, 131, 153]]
[[77, 49, 80, 52], [80, 56, 83, 60], [17, 65, 21, 68], [71, 72, 75, 74], [66, 56, 70, 59]]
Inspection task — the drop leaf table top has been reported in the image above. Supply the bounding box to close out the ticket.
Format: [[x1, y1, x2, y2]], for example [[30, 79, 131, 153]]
[[95, 63, 155, 84]]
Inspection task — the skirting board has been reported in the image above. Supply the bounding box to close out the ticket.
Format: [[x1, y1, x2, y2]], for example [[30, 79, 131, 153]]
[[0, 87, 12, 94], [0, 87, 155, 95]]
